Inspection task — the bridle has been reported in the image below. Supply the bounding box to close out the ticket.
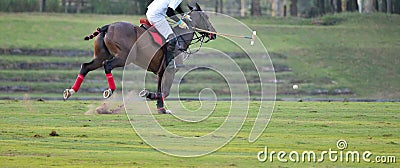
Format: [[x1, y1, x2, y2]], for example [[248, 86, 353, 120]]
[[178, 31, 207, 55], [177, 10, 214, 55]]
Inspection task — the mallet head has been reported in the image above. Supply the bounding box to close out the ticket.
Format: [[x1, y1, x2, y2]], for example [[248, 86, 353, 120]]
[[251, 31, 257, 46]]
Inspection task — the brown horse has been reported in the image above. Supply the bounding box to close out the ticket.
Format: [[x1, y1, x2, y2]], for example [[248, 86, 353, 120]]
[[63, 3, 216, 114]]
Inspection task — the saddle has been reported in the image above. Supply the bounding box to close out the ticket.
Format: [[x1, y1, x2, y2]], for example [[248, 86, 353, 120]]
[[139, 18, 185, 72], [139, 18, 166, 47]]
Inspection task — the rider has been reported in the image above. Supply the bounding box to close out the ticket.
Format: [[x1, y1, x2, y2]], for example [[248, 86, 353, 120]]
[[146, 0, 188, 69]]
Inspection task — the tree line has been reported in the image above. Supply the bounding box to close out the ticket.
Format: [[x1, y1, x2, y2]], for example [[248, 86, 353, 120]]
[[0, 0, 150, 14], [0, 0, 399, 17]]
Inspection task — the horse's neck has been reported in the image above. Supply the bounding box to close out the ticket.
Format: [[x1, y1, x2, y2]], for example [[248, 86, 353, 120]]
[[182, 33, 195, 51], [173, 27, 194, 51]]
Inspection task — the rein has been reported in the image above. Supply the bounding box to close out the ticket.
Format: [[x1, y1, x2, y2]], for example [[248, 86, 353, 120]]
[[177, 10, 211, 56], [178, 32, 208, 55]]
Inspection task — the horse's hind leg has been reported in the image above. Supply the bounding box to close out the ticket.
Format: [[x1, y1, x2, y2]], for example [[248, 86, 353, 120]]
[[63, 58, 104, 100], [64, 31, 112, 100], [102, 56, 126, 98]]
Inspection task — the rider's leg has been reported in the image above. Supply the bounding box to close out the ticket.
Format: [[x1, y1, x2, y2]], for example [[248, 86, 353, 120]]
[[148, 18, 183, 69], [165, 34, 177, 69]]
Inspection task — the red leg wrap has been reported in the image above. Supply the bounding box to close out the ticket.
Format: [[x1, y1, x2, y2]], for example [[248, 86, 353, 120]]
[[160, 93, 165, 103], [71, 74, 85, 92], [106, 73, 116, 91]]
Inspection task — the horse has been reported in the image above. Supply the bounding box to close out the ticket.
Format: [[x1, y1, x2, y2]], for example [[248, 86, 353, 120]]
[[63, 3, 216, 114]]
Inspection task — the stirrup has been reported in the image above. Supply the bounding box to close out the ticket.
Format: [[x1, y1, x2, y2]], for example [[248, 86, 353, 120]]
[[166, 59, 176, 69], [166, 59, 184, 70]]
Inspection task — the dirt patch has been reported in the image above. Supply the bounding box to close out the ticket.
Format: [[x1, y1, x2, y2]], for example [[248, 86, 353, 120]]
[[95, 103, 124, 114], [33, 134, 43, 138], [85, 93, 125, 115], [0, 86, 30, 92], [49, 130, 59, 136], [0, 48, 92, 56], [0, 62, 80, 70]]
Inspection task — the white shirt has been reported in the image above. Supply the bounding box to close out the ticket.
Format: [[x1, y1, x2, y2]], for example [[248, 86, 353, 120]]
[[147, 0, 183, 22]]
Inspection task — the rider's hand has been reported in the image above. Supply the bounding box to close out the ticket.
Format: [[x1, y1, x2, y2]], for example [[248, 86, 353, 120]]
[[177, 20, 188, 29], [183, 14, 192, 22]]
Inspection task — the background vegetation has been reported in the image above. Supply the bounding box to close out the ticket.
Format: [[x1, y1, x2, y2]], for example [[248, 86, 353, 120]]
[[1, 0, 399, 17], [0, 12, 398, 99]]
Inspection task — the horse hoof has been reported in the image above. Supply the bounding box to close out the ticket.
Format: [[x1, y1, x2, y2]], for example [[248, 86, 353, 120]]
[[103, 89, 113, 99], [158, 108, 172, 114], [139, 90, 149, 97], [63, 89, 74, 100]]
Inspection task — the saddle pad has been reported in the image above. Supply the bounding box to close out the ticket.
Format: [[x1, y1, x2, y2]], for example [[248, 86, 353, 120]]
[[139, 18, 165, 47], [148, 30, 165, 46]]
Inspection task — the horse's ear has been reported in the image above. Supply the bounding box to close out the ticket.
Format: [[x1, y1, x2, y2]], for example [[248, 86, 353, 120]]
[[195, 3, 202, 11], [187, 4, 193, 11]]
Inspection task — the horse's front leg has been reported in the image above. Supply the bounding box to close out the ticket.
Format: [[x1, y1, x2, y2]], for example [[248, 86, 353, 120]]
[[155, 73, 168, 114], [102, 56, 126, 98], [63, 58, 103, 100], [139, 72, 173, 114]]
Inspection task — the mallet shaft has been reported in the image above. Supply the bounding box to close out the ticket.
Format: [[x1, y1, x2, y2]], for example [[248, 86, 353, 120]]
[[192, 27, 256, 46], [193, 27, 250, 39]]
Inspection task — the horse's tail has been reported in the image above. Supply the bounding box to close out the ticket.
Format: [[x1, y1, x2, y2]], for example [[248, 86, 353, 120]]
[[84, 25, 109, 41]]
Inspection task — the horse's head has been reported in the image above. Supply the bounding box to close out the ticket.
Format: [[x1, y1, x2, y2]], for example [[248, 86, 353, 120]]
[[186, 3, 217, 40]]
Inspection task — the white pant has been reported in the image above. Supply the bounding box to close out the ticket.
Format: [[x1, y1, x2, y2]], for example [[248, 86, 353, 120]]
[[147, 17, 174, 39]]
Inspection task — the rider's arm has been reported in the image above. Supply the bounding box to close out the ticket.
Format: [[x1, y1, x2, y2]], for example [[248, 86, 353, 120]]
[[166, 7, 181, 22], [175, 5, 184, 15], [166, 2, 188, 29]]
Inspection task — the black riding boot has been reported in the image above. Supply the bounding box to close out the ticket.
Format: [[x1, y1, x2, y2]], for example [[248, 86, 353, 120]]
[[165, 35, 177, 70]]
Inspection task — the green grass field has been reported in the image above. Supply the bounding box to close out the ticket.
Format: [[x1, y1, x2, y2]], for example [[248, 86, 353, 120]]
[[0, 100, 398, 167]]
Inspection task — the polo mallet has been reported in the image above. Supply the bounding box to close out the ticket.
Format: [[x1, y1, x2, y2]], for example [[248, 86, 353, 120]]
[[192, 27, 257, 46]]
